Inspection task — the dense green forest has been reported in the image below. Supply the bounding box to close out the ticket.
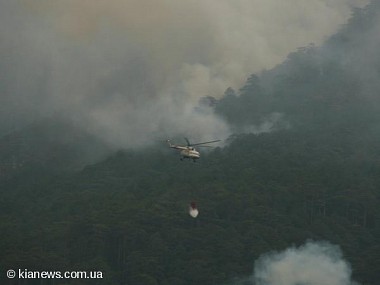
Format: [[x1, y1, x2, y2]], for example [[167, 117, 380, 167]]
[[1, 2, 380, 285]]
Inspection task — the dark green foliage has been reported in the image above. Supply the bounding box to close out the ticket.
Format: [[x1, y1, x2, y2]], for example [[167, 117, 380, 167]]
[[1, 125, 380, 284]]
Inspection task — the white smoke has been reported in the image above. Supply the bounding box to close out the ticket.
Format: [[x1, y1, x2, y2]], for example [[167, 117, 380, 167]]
[[0, 1, 369, 147], [240, 113, 290, 134], [235, 241, 359, 285]]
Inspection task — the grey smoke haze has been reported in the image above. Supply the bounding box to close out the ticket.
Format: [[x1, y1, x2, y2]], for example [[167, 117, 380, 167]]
[[234, 241, 359, 285], [0, 0, 368, 148]]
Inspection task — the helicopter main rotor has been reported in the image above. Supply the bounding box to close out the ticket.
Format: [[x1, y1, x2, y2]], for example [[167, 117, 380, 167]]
[[184, 137, 221, 147]]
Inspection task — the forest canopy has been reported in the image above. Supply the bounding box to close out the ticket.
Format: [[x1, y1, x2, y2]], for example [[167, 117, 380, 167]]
[[1, 2, 380, 285]]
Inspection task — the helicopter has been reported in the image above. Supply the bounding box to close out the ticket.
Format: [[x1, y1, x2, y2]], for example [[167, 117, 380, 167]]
[[167, 137, 220, 162]]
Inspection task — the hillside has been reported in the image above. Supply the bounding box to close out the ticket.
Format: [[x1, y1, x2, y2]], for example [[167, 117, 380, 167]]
[[1, 128, 380, 284], [1, 2, 380, 285]]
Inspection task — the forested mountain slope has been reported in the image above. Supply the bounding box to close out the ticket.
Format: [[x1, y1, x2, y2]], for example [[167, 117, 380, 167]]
[[1, 2, 380, 285]]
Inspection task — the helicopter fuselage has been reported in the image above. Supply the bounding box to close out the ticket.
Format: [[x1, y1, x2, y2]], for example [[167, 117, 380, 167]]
[[167, 138, 220, 161], [180, 147, 200, 159]]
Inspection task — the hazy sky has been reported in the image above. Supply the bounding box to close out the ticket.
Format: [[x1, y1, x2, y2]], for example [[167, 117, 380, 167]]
[[0, 0, 369, 148]]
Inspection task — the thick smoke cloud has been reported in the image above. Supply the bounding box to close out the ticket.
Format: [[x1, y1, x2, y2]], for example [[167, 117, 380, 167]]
[[0, 0, 368, 148], [253, 241, 358, 285], [234, 241, 359, 285]]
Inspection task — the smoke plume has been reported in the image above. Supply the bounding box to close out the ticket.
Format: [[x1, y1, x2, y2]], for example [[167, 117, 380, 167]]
[[235, 241, 359, 285], [0, 0, 368, 148]]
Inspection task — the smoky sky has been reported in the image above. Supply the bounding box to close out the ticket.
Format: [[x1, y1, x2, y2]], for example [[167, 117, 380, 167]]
[[0, 0, 368, 148]]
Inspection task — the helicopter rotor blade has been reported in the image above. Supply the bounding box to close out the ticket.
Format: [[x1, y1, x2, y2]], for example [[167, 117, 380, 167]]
[[184, 137, 191, 146], [189, 139, 221, 146]]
